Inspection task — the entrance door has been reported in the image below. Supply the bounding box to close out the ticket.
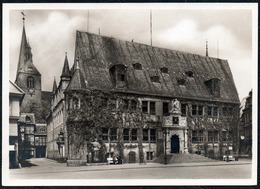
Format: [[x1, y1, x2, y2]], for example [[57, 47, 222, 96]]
[[129, 151, 136, 163], [171, 135, 180, 153]]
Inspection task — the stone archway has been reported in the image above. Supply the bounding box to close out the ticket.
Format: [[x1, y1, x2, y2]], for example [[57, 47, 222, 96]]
[[171, 135, 180, 153]]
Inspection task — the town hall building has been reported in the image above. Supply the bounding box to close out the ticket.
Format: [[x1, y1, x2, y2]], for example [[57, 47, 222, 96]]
[[47, 30, 240, 164]]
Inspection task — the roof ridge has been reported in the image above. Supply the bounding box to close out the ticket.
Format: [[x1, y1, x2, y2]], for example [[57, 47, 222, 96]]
[[76, 30, 227, 61]]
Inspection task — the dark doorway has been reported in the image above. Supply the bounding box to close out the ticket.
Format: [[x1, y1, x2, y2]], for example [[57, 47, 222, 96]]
[[171, 135, 180, 153], [36, 147, 46, 158], [128, 151, 136, 163]]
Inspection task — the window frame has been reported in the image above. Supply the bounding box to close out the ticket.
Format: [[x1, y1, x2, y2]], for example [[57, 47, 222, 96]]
[[150, 101, 156, 115]]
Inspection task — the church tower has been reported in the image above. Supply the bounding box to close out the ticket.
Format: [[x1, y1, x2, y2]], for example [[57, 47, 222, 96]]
[[15, 14, 43, 121]]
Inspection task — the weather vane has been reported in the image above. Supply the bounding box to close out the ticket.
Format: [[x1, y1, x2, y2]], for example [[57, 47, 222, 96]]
[[21, 10, 26, 24]]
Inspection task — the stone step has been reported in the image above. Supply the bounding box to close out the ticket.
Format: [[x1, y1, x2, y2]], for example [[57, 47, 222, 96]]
[[153, 153, 217, 164]]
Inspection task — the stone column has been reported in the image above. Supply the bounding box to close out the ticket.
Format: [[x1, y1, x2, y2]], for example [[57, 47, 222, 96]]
[[184, 129, 189, 154]]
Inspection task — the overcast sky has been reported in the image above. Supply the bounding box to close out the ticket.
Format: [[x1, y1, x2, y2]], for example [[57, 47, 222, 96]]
[[9, 7, 253, 101]]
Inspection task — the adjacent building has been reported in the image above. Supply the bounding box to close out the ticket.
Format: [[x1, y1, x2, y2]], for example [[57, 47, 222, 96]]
[[9, 80, 24, 168], [14, 18, 51, 161], [239, 90, 252, 156], [47, 31, 240, 164]]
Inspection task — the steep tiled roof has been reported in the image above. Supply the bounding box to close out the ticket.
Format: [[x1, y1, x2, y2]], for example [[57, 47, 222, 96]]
[[72, 31, 239, 104], [65, 65, 87, 91]]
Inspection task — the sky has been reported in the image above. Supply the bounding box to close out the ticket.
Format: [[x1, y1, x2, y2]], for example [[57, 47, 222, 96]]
[[9, 7, 254, 101]]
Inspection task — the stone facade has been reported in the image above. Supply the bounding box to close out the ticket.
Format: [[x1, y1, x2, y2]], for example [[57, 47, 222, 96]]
[[47, 31, 240, 165]]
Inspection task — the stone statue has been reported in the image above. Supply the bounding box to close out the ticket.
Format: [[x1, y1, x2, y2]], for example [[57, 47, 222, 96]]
[[170, 99, 181, 114]]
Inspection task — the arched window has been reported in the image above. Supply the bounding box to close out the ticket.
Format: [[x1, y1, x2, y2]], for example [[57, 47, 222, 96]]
[[133, 63, 142, 70], [161, 67, 169, 74], [27, 76, 35, 88], [71, 97, 80, 109]]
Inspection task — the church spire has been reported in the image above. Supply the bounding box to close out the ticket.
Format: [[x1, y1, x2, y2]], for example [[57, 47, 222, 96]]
[[61, 52, 71, 78], [16, 11, 33, 82], [52, 76, 57, 94]]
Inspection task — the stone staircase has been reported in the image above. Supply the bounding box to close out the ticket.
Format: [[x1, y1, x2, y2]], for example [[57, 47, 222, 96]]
[[153, 153, 217, 164]]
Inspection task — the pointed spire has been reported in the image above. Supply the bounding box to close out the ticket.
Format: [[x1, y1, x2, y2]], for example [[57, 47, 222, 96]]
[[16, 12, 33, 81], [206, 39, 208, 57], [52, 76, 57, 94], [16, 21, 28, 79], [65, 57, 87, 91], [61, 52, 71, 78]]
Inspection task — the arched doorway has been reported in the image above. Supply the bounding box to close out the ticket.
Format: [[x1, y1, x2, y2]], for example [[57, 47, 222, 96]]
[[128, 151, 136, 163], [171, 135, 180, 153]]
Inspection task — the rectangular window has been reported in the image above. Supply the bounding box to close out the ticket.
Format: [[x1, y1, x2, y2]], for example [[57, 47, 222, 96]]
[[222, 107, 228, 116], [192, 131, 198, 142], [228, 108, 233, 116], [228, 131, 233, 142], [120, 74, 125, 81], [150, 129, 156, 143], [207, 106, 212, 117], [214, 131, 218, 143], [146, 152, 154, 160], [143, 129, 148, 142], [150, 102, 156, 115], [192, 105, 197, 115], [109, 99, 117, 110], [198, 130, 204, 143], [213, 107, 218, 117], [101, 128, 108, 142], [173, 117, 179, 124], [110, 128, 117, 142], [208, 131, 213, 142], [43, 137, 46, 146], [181, 104, 187, 116], [131, 129, 137, 142], [130, 100, 137, 111], [142, 101, 148, 113], [163, 102, 169, 115], [222, 131, 227, 142], [123, 129, 129, 142], [101, 98, 108, 108], [198, 106, 203, 116], [123, 99, 129, 111], [35, 137, 39, 146]]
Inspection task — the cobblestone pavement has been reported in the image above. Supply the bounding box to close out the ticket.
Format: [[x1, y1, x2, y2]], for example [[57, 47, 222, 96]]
[[9, 158, 252, 180]]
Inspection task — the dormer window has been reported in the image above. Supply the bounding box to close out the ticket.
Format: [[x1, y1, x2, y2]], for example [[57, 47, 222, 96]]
[[205, 78, 221, 97], [186, 71, 194, 77], [178, 79, 186, 86], [161, 67, 169, 74], [151, 76, 160, 83], [109, 64, 128, 88], [133, 63, 142, 70]]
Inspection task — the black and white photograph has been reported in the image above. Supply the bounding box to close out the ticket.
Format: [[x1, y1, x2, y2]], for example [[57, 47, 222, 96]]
[[2, 3, 257, 186]]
